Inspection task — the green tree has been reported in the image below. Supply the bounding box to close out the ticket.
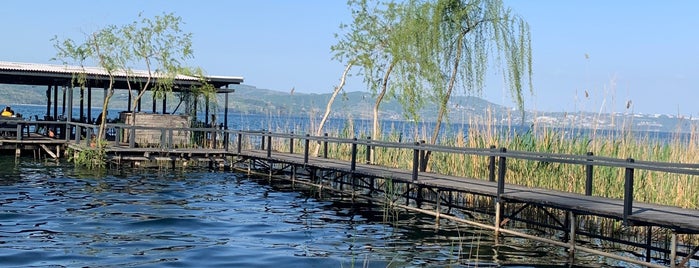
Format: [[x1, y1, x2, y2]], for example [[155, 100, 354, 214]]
[[53, 12, 213, 168], [332, 0, 531, 166], [420, 0, 532, 166]]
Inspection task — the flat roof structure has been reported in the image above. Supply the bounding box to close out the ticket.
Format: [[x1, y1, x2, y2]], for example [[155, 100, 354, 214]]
[[0, 60, 243, 92]]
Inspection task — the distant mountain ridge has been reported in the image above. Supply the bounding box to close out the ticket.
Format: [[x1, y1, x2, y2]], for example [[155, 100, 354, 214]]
[[0, 83, 693, 132]]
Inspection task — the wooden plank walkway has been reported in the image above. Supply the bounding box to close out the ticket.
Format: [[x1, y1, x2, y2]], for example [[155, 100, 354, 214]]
[[240, 149, 699, 234]]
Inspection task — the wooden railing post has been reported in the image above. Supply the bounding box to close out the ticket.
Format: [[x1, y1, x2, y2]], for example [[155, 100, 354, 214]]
[[167, 129, 173, 149], [623, 158, 635, 224], [224, 131, 230, 151], [350, 138, 358, 172], [497, 147, 507, 198], [260, 132, 266, 150], [585, 152, 594, 196], [304, 134, 310, 164], [289, 132, 294, 154], [266, 133, 272, 158], [488, 145, 496, 182], [412, 142, 420, 181], [365, 136, 371, 164], [160, 128, 166, 149], [237, 133, 242, 154], [129, 127, 136, 148], [323, 133, 329, 158], [419, 140, 427, 172], [75, 125, 81, 143]]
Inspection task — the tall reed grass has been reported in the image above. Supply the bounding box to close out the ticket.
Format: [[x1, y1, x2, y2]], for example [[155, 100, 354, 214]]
[[268, 111, 698, 210]]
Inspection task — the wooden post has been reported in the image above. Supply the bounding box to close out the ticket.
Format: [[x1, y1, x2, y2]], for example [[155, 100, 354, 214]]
[[46, 84, 52, 118], [289, 132, 294, 154], [412, 142, 420, 181], [419, 140, 426, 172], [323, 133, 328, 158], [623, 158, 635, 224], [237, 133, 242, 154], [365, 136, 371, 164], [497, 147, 507, 198], [266, 133, 272, 158], [585, 152, 594, 196], [488, 145, 496, 182], [568, 211, 576, 258], [350, 138, 357, 172], [304, 134, 310, 164]]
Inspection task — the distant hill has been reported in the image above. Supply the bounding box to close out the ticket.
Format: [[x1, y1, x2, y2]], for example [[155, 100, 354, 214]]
[[228, 84, 512, 123], [0, 83, 693, 132]]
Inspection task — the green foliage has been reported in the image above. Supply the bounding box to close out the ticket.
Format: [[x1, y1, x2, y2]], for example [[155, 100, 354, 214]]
[[67, 142, 107, 170], [333, 0, 532, 144]]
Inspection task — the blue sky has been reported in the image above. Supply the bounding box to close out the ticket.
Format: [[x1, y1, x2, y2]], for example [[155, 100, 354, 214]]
[[0, 1, 696, 115]]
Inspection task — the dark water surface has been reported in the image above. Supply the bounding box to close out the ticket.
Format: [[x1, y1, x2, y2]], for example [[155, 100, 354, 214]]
[[0, 157, 635, 267]]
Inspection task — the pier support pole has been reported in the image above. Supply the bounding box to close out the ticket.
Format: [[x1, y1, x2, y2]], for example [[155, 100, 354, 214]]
[[567, 211, 577, 262], [494, 201, 502, 239], [669, 232, 677, 268]]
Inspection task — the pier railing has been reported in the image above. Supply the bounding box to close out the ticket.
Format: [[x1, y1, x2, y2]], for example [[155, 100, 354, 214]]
[[233, 131, 699, 224], [60, 123, 698, 223]]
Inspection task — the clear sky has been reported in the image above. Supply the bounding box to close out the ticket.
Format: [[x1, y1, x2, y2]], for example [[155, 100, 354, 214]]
[[0, 1, 696, 116]]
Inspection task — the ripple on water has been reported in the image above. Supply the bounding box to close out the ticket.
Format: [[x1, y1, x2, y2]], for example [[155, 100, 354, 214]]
[[0, 159, 643, 267]]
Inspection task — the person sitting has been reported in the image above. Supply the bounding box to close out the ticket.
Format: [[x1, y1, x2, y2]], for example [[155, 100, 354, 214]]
[[1, 106, 14, 117]]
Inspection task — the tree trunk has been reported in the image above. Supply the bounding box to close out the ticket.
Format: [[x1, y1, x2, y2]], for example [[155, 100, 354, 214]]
[[313, 61, 353, 156], [423, 32, 464, 170], [372, 61, 396, 142]]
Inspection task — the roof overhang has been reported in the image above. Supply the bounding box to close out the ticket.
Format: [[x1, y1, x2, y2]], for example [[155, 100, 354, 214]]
[[0, 60, 243, 93]]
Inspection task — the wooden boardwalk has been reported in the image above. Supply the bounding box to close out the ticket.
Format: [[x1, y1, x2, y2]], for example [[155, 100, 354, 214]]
[[235, 148, 698, 267], [241, 149, 699, 233]]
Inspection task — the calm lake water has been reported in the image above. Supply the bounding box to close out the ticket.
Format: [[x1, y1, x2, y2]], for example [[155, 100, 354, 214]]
[[0, 156, 651, 267]]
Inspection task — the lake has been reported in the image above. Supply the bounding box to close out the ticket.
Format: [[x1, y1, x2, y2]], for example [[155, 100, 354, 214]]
[[0, 155, 649, 267]]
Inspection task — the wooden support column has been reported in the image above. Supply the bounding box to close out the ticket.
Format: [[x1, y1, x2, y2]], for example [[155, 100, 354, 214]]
[[137, 89, 142, 112], [205, 97, 210, 126], [46, 84, 52, 118], [53, 85, 58, 120], [127, 89, 132, 111], [61, 86, 66, 117], [224, 89, 229, 129], [87, 85, 93, 122], [162, 94, 167, 114], [568, 211, 577, 261], [80, 87, 84, 122], [152, 93, 157, 113], [67, 87, 73, 122], [669, 232, 677, 268]]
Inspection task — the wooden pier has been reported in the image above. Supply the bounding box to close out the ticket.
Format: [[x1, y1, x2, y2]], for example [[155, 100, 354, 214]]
[[5, 123, 699, 267]]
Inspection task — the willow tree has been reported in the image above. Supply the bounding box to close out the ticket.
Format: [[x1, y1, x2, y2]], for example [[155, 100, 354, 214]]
[[420, 0, 532, 166], [53, 12, 213, 168], [53, 25, 122, 144], [331, 0, 404, 141]]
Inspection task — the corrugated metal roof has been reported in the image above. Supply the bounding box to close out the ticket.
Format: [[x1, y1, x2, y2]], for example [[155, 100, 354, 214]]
[[0, 60, 243, 89]]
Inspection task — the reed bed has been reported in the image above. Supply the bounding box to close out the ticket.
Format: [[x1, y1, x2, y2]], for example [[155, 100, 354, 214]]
[[266, 112, 698, 210]]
